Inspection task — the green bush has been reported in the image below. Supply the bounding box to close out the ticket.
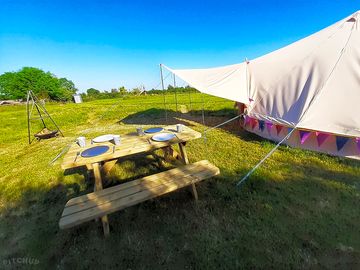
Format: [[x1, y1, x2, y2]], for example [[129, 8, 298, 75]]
[[0, 67, 77, 101]]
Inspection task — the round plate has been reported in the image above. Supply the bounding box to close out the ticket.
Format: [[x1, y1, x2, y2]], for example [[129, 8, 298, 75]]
[[81, 146, 109, 158], [92, 134, 114, 143], [151, 133, 176, 142], [144, 127, 164, 134]]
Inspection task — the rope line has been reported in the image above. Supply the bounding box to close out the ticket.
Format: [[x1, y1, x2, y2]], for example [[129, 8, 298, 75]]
[[236, 128, 296, 186]]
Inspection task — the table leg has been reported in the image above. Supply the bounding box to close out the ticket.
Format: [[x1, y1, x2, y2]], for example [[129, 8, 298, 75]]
[[178, 142, 198, 200], [178, 142, 189, 164], [102, 159, 118, 175], [162, 147, 171, 162], [92, 163, 103, 191], [92, 162, 110, 237], [101, 215, 110, 237], [162, 146, 180, 162]]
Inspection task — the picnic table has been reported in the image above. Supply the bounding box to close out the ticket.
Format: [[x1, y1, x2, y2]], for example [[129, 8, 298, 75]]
[[59, 125, 219, 236], [62, 125, 201, 188]]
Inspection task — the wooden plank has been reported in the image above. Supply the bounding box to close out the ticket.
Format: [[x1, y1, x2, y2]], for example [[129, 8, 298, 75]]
[[178, 142, 197, 199], [59, 161, 219, 229], [190, 181, 199, 200], [178, 142, 189, 164], [60, 172, 215, 229], [102, 159, 118, 174], [92, 163, 103, 192], [92, 162, 109, 235], [61, 125, 201, 170], [63, 160, 218, 216], [65, 127, 199, 158], [101, 215, 110, 237], [62, 165, 216, 217], [64, 160, 215, 207]]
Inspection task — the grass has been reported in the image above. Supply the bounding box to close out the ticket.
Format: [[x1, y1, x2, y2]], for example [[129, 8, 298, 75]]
[[0, 93, 359, 269]]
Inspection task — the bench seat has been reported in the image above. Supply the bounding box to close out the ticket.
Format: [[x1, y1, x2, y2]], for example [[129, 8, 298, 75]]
[[59, 160, 220, 232]]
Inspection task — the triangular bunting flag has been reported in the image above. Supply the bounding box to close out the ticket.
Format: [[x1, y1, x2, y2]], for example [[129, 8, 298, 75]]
[[266, 121, 273, 134], [251, 118, 257, 130], [245, 116, 251, 126], [258, 120, 265, 132], [356, 138, 360, 153], [336, 136, 349, 151], [299, 130, 311, 145], [315, 132, 329, 147], [275, 125, 283, 135]]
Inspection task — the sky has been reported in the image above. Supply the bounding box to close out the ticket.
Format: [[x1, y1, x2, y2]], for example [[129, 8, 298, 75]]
[[0, 0, 359, 93]]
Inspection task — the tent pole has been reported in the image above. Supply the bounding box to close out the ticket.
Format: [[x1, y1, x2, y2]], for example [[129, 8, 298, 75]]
[[173, 73, 178, 113], [201, 93, 206, 127], [160, 64, 168, 123], [26, 91, 31, 144], [188, 87, 192, 114]]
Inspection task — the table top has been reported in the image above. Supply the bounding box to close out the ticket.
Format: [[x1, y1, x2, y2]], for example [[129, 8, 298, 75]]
[[61, 125, 201, 170]]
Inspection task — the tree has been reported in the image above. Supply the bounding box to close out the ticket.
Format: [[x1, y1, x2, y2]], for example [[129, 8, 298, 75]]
[[86, 88, 100, 96], [0, 67, 78, 101], [55, 78, 77, 101], [118, 86, 127, 95]]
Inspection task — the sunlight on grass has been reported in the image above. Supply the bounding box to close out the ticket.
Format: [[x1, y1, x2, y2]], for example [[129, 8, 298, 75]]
[[0, 93, 359, 268]]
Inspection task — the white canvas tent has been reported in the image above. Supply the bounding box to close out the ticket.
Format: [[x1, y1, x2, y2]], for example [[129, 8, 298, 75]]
[[165, 11, 360, 160]]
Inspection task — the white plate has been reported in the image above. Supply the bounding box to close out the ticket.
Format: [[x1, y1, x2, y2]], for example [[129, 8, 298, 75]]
[[92, 134, 114, 143], [151, 133, 176, 142]]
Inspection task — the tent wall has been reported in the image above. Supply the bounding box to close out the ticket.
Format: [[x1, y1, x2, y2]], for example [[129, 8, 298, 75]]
[[244, 125, 360, 160]]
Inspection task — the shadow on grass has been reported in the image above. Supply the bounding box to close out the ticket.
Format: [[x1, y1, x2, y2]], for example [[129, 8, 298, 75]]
[[119, 107, 236, 126], [1, 158, 359, 269], [119, 107, 263, 143]]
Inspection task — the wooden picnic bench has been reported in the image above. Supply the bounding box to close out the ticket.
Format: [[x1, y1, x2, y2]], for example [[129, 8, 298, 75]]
[[59, 160, 220, 236], [59, 125, 220, 236]]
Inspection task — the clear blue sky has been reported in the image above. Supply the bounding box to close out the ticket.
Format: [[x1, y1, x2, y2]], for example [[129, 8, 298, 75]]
[[0, 0, 359, 92]]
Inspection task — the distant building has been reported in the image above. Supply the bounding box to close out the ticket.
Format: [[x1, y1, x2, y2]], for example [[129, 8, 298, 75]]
[[73, 94, 83, 103]]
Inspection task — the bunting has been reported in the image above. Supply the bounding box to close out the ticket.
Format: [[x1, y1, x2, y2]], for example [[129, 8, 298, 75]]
[[245, 116, 251, 126], [299, 130, 311, 145], [265, 121, 273, 134], [258, 120, 265, 132], [275, 125, 283, 135], [315, 132, 329, 147], [336, 136, 349, 151], [356, 138, 360, 153], [250, 118, 257, 130]]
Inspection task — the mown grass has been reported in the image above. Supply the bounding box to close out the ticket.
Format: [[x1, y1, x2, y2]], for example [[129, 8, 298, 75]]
[[0, 93, 359, 269]]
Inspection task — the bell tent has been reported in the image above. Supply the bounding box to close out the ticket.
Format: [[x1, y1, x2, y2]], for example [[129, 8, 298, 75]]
[[165, 11, 360, 160]]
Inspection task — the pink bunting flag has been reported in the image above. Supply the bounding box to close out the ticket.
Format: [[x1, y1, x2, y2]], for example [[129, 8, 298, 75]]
[[356, 138, 360, 153], [244, 116, 251, 126], [266, 121, 273, 134], [275, 125, 283, 135], [251, 118, 257, 130], [299, 130, 311, 145], [315, 131, 329, 147]]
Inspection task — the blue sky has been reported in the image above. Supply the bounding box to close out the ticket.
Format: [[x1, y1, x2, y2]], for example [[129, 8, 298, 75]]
[[0, 0, 359, 92]]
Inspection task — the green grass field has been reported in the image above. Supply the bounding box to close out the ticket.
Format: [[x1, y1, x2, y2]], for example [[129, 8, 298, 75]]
[[0, 93, 359, 269]]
